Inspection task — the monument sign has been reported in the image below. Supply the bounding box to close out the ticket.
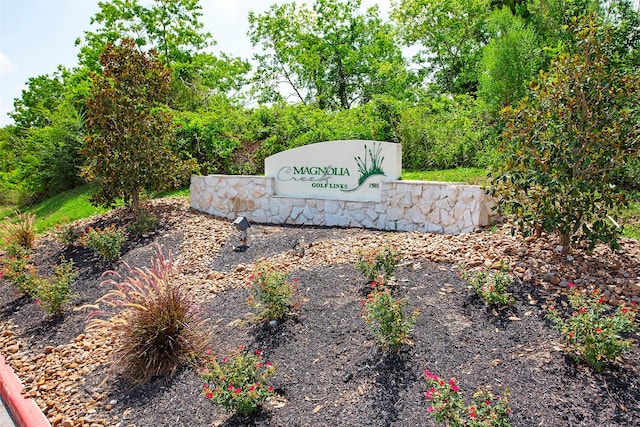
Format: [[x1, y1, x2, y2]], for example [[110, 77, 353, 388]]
[[264, 140, 402, 202]]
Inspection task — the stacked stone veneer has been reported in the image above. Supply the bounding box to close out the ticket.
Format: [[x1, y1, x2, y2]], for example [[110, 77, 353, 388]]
[[190, 175, 499, 234]]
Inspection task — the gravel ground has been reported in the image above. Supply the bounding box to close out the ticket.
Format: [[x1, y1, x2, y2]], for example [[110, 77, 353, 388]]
[[1, 197, 639, 427]]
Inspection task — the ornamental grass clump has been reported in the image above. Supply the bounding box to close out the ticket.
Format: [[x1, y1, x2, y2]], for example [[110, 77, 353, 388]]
[[424, 369, 511, 427], [546, 285, 637, 372], [87, 248, 208, 384], [361, 282, 419, 351], [200, 346, 276, 416], [247, 259, 298, 322], [1, 212, 37, 249], [356, 244, 401, 284], [460, 266, 515, 308], [82, 225, 126, 261]]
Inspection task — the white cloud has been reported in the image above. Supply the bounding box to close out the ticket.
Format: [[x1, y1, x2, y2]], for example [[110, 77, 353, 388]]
[[0, 51, 16, 74]]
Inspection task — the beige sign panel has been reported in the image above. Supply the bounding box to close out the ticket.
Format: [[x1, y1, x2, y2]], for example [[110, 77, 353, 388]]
[[265, 140, 402, 202]]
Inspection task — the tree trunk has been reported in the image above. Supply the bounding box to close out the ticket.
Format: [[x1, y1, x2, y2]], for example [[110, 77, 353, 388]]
[[559, 233, 570, 253]]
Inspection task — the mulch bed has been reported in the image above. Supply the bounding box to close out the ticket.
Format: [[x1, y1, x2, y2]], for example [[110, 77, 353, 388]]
[[1, 197, 639, 426]]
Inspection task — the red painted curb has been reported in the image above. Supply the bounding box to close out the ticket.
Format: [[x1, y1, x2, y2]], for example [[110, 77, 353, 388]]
[[0, 353, 51, 427]]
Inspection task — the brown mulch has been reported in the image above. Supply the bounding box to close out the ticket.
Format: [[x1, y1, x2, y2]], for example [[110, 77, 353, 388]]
[[1, 197, 639, 427]]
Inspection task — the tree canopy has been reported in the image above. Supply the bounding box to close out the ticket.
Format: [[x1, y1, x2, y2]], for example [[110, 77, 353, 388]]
[[82, 39, 192, 210], [248, 0, 412, 109]]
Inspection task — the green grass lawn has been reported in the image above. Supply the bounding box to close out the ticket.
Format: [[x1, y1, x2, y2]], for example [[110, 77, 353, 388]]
[[402, 168, 489, 185], [0, 185, 190, 234]]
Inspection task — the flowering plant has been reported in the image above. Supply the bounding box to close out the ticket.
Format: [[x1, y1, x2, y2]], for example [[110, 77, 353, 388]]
[[460, 267, 515, 307], [546, 286, 637, 371], [361, 282, 418, 351], [1, 243, 36, 295], [200, 346, 276, 416], [356, 245, 401, 284], [247, 259, 298, 321], [424, 369, 511, 427]]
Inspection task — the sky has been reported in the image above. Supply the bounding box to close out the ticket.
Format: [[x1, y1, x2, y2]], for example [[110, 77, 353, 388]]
[[0, 0, 391, 127]]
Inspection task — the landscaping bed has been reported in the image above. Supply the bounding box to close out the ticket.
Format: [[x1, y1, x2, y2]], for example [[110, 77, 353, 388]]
[[1, 197, 639, 426]]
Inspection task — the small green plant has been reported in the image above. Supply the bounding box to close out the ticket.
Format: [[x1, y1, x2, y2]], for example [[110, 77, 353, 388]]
[[87, 249, 209, 384], [200, 346, 276, 416], [33, 257, 78, 315], [361, 283, 419, 351], [55, 222, 81, 248], [356, 245, 401, 284], [460, 267, 515, 307], [247, 259, 298, 322], [546, 286, 637, 372], [1, 212, 37, 249], [128, 210, 159, 236], [82, 225, 127, 261], [424, 369, 511, 427], [1, 243, 37, 295]]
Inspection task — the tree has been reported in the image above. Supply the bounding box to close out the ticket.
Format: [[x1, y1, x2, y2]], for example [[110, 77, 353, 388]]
[[77, 0, 249, 109], [391, 0, 491, 94], [478, 7, 541, 116], [9, 71, 67, 131], [248, 0, 411, 110], [491, 17, 640, 251], [83, 38, 191, 210]]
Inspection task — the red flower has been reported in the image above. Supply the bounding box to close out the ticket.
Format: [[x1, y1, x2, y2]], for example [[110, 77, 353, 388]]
[[568, 282, 575, 288], [579, 307, 587, 314], [621, 307, 629, 314], [427, 406, 434, 413], [268, 386, 274, 392], [34, 299, 43, 306], [205, 392, 213, 399], [234, 387, 242, 394], [255, 349, 262, 355], [265, 361, 273, 367], [228, 384, 234, 390], [595, 328, 602, 334]]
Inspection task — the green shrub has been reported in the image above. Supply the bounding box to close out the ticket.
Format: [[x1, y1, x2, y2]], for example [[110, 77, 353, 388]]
[[200, 346, 276, 416], [1, 243, 36, 295], [546, 286, 637, 372], [356, 245, 401, 284], [397, 96, 486, 171], [128, 210, 159, 236], [460, 267, 515, 308], [361, 283, 419, 352], [247, 259, 298, 322], [82, 225, 126, 261], [33, 257, 78, 315], [87, 249, 209, 384], [55, 223, 81, 248]]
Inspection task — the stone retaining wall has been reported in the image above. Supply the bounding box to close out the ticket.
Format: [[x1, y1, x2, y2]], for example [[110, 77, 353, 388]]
[[190, 175, 499, 234]]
